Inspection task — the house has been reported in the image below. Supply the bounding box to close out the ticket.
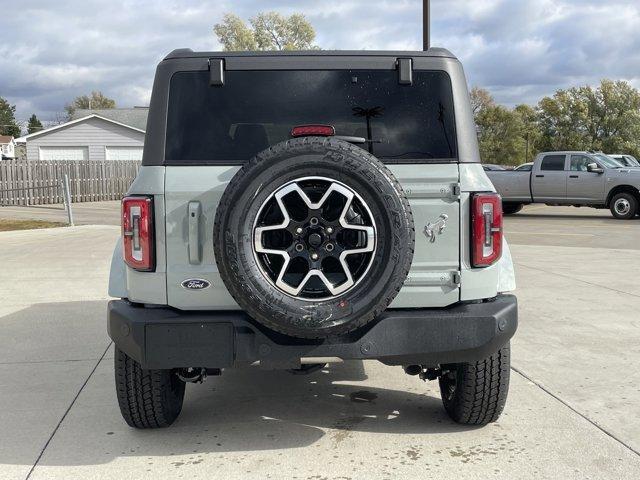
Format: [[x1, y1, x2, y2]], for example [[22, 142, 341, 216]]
[[0, 135, 16, 159], [16, 107, 148, 161], [71, 107, 148, 131]]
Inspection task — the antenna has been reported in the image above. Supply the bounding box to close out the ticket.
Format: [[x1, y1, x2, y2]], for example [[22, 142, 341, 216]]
[[423, 0, 430, 51]]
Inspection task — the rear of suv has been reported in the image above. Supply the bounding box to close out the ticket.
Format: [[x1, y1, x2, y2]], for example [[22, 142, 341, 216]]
[[108, 49, 517, 429]]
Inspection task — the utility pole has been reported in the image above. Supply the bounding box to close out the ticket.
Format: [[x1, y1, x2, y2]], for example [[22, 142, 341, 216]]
[[423, 0, 430, 51]]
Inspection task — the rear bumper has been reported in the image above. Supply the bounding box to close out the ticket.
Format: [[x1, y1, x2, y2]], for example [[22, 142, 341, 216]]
[[108, 295, 517, 370]]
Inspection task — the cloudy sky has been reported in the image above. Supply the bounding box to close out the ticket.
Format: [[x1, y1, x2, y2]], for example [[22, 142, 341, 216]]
[[1, 0, 640, 123]]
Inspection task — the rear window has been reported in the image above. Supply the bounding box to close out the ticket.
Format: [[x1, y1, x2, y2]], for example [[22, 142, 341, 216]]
[[540, 155, 566, 171], [165, 69, 457, 164]]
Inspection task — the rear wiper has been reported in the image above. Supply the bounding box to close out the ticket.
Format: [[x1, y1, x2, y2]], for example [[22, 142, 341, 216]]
[[335, 135, 366, 144], [334, 136, 385, 145], [383, 151, 437, 159]]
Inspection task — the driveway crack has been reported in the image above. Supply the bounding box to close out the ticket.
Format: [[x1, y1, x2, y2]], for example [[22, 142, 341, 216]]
[[511, 365, 640, 457], [25, 341, 112, 480]]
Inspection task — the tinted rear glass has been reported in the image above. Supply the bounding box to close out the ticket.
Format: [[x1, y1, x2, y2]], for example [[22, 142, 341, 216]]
[[540, 155, 566, 171], [165, 70, 457, 164]]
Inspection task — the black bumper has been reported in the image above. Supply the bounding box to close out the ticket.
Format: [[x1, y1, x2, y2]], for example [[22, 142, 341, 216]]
[[108, 295, 517, 370]]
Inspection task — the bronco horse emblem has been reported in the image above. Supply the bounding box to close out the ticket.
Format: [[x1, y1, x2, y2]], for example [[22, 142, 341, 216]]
[[424, 214, 449, 243]]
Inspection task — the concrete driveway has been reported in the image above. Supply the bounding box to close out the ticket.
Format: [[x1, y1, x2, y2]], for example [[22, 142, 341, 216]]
[[0, 205, 639, 479], [0, 201, 120, 226]]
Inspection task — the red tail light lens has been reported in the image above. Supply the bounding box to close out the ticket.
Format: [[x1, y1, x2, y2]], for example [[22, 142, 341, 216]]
[[291, 125, 335, 137], [471, 193, 503, 268], [122, 196, 154, 271]]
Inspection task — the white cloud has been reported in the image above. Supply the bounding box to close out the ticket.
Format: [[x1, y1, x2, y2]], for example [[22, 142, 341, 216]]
[[1, 0, 639, 121]]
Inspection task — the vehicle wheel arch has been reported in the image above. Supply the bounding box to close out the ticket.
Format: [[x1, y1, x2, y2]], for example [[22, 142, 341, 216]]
[[606, 185, 640, 207]]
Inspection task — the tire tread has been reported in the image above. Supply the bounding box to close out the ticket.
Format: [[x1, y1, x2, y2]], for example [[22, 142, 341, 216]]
[[114, 347, 185, 429], [440, 343, 510, 425]]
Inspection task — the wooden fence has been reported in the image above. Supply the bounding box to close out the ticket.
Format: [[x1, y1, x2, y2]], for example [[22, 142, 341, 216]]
[[0, 159, 141, 206]]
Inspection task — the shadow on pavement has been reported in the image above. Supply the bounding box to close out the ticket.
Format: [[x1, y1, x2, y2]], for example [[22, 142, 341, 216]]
[[0, 301, 109, 363], [0, 302, 476, 468], [95, 361, 476, 460]]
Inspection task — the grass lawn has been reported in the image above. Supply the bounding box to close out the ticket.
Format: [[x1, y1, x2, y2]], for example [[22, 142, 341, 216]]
[[0, 219, 67, 231]]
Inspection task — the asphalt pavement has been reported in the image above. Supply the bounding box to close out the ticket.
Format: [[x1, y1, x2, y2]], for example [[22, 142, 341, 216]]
[[0, 205, 639, 479]]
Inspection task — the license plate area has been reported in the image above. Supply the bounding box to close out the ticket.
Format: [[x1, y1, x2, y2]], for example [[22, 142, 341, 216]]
[[145, 323, 234, 368]]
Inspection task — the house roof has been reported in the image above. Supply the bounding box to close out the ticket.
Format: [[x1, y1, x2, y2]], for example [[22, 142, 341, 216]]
[[0, 135, 14, 144], [71, 107, 148, 131], [15, 114, 146, 143]]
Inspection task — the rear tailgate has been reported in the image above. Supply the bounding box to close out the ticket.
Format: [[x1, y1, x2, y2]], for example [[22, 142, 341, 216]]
[[161, 58, 462, 310], [388, 164, 460, 307], [164, 164, 460, 310]]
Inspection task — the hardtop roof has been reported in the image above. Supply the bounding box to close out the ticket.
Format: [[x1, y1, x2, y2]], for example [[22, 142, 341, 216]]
[[163, 48, 457, 61]]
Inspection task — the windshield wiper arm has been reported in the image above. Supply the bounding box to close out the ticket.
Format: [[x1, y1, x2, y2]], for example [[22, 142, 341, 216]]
[[334, 136, 385, 145], [335, 136, 367, 144]]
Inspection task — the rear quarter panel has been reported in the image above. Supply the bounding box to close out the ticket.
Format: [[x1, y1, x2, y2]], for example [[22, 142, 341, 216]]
[[458, 164, 504, 300]]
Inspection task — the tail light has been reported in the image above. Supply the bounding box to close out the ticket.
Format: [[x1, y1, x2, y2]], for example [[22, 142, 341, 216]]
[[122, 196, 154, 271], [471, 193, 503, 267]]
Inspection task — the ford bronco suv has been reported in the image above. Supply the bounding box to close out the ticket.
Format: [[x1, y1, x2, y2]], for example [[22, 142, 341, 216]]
[[108, 49, 517, 429]]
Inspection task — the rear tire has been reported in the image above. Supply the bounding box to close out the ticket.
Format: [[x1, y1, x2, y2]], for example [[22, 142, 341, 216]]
[[439, 343, 510, 425], [609, 192, 638, 220], [502, 202, 523, 215], [114, 347, 185, 429]]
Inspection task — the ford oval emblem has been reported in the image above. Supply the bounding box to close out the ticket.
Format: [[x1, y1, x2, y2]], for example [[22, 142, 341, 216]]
[[181, 279, 211, 290]]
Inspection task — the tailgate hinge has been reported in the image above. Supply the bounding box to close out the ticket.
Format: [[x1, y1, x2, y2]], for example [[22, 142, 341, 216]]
[[397, 58, 413, 85], [404, 270, 461, 287], [403, 182, 461, 200], [209, 58, 225, 86]]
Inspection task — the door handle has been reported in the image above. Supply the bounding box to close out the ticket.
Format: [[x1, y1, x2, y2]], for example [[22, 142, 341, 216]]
[[569, 175, 579, 178], [188, 201, 201, 264], [535, 175, 544, 178]]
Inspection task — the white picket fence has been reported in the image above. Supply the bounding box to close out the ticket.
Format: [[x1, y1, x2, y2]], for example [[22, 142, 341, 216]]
[[0, 159, 141, 205]]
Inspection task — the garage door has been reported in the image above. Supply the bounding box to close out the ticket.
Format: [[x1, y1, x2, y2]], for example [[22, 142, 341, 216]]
[[105, 147, 143, 161], [39, 147, 88, 161]]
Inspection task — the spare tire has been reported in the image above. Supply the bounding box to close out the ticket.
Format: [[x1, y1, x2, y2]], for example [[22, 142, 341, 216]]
[[214, 137, 414, 339]]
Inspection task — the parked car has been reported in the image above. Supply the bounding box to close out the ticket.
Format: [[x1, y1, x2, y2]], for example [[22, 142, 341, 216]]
[[487, 151, 640, 219], [482, 164, 506, 171], [609, 154, 640, 168], [107, 49, 518, 429], [514, 162, 533, 171]]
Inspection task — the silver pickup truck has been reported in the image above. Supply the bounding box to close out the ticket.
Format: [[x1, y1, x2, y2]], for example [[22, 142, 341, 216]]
[[487, 151, 640, 219]]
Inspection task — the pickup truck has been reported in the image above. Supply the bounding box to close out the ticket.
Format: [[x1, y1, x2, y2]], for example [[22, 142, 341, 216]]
[[487, 151, 640, 219]]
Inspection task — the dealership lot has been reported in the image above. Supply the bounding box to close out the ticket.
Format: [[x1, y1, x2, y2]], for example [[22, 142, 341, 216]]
[[0, 206, 639, 479]]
